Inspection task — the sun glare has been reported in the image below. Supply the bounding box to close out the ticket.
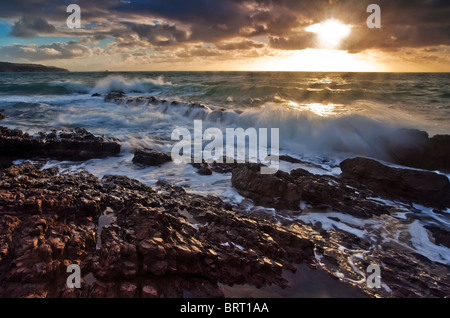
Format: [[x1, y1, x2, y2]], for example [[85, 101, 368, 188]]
[[306, 19, 351, 48], [248, 49, 381, 72], [288, 101, 345, 117]]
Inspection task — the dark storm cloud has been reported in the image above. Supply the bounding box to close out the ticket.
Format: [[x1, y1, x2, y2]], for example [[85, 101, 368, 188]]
[[338, 0, 450, 52], [128, 23, 189, 46], [0, 0, 449, 53], [10, 16, 56, 38]]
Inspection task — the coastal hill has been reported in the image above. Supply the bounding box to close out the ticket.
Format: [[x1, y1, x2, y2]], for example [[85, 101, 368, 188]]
[[0, 61, 69, 72]]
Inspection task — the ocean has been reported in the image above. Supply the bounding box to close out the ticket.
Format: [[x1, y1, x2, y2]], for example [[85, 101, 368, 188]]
[[1, 71, 449, 295]]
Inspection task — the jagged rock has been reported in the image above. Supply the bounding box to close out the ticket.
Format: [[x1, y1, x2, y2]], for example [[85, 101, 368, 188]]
[[0, 163, 316, 298], [231, 163, 302, 209], [1, 161, 449, 298], [191, 157, 238, 175], [0, 113, 5, 121], [231, 163, 391, 218], [232, 156, 450, 217]]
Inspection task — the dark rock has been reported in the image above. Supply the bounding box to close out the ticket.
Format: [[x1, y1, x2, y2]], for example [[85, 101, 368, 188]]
[[104, 91, 125, 102], [191, 157, 239, 175], [231, 163, 391, 218], [232, 163, 302, 210], [424, 225, 450, 249], [91, 93, 102, 97], [118, 282, 138, 298], [210, 157, 239, 174], [279, 155, 305, 164], [194, 163, 212, 175], [1, 162, 449, 298], [0, 113, 5, 121], [0, 126, 121, 167], [340, 157, 450, 208], [383, 128, 450, 172], [0, 161, 322, 298], [132, 149, 172, 166]]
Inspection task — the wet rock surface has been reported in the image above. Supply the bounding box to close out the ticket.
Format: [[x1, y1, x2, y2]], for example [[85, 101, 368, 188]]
[[0, 163, 316, 298], [231, 158, 450, 217], [0, 126, 121, 168], [382, 128, 450, 173], [0, 111, 449, 298], [340, 157, 450, 208], [231, 163, 392, 218], [104, 92, 209, 112], [0, 160, 449, 298], [132, 149, 172, 167]]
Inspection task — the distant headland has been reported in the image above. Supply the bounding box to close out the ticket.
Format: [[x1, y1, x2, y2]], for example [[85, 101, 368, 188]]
[[0, 62, 69, 73]]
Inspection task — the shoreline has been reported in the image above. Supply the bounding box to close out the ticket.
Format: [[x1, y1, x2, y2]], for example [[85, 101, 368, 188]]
[[0, 116, 449, 297]]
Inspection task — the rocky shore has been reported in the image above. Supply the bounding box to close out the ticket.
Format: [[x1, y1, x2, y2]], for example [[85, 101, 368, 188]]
[[0, 163, 314, 297], [0, 122, 449, 298]]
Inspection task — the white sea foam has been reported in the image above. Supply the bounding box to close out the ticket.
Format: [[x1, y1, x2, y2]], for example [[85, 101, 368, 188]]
[[92, 75, 172, 94]]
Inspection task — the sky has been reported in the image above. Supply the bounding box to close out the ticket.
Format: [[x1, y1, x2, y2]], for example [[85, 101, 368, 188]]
[[0, 0, 449, 72]]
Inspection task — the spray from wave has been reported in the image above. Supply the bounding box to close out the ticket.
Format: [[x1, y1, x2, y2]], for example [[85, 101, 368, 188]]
[[91, 75, 172, 94], [107, 95, 421, 161]]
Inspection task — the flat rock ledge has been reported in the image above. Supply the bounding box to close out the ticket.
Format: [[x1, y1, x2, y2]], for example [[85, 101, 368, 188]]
[[0, 126, 121, 169]]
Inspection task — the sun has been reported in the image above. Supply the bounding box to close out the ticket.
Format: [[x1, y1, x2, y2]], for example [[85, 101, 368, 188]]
[[306, 19, 351, 49]]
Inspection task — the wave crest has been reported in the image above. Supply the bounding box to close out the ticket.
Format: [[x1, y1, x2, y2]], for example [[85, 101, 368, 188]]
[[92, 75, 172, 94]]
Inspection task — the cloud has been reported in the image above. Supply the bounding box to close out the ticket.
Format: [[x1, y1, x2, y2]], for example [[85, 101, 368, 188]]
[[128, 22, 189, 46], [269, 33, 314, 50], [10, 16, 56, 38], [0, 0, 449, 63], [0, 41, 93, 61], [215, 40, 265, 50]]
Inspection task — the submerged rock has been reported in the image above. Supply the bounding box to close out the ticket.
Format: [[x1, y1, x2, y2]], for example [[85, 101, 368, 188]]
[[192, 162, 212, 175], [104, 91, 125, 102], [132, 149, 172, 166]]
